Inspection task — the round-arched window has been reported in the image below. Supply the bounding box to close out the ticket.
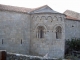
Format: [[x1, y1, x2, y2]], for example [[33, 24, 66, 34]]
[[56, 26, 62, 39], [36, 26, 45, 38]]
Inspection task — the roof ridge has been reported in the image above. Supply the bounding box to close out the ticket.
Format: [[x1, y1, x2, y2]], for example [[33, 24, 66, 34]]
[[0, 4, 60, 14], [30, 5, 60, 14], [30, 5, 49, 12], [64, 10, 80, 14], [0, 4, 50, 13], [0, 4, 31, 9]]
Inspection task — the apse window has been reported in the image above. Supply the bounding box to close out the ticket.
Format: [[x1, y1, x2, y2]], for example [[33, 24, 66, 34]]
[[36, 26, 45, 38], [56, 26, 62, 39]]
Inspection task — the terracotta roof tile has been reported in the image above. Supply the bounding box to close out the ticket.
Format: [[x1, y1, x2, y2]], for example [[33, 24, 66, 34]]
[[0, 4, 60, 14], [0, 4, 52, 13], [65, 15, 79, 20], [64, 10, 80, 20], [0, 4, 33, 13]]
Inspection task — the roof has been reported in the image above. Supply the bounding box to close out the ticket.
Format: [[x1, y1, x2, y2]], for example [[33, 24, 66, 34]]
[[64, 10, 80, 20], [65, 15, 78, 20], [30, 5, 60, 14], [0, 4, 33, 13], [0, 4, 60, 14]]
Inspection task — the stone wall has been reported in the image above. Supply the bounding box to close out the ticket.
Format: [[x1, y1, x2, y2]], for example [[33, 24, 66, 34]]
[[30, 13, 65, 58], [65, 19, 80, 40], [0, 9, 65, 58], [0, 10, 30, 54], [7, 52, 58, 60]]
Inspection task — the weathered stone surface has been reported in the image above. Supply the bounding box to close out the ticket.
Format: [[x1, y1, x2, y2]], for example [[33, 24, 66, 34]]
[[0, 5, 66, 59], [30, 13, 65, 58], [65, 19, 80, 40], [0, 11, 30, 54]]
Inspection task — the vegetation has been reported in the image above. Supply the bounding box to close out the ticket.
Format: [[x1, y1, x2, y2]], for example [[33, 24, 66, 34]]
[[65, 38, 80, 60]]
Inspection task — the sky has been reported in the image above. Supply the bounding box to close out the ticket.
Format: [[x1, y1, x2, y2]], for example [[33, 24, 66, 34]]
[[0, 0, 80, 13]]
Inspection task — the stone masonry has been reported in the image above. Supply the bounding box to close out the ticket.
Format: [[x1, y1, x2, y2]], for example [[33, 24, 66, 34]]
[[0, 4, 80, 59]]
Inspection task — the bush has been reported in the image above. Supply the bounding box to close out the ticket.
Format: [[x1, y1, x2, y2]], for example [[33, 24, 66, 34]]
[[65, 38, 80, 58]]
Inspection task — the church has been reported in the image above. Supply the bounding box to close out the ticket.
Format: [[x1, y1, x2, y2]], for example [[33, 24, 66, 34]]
[[0, 4, 80, 58]]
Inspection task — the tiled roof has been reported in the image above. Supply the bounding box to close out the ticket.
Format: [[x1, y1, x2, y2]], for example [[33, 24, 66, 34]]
[[65, 15, 78, 20], [0, 4, 33, 13], [30, 5, 60, 13], [0, 4, 60, 14], [64, 10, 80, 20], [30, 5, 48, 12]]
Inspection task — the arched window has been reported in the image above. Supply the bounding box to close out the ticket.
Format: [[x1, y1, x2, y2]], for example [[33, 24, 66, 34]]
[[36, 26, 45, 38], [56, 26, 62, 39]]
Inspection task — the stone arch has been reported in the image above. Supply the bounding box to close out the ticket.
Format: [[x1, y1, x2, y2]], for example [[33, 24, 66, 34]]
[[36, 26, 45, 38], [47, 16, 53, 20], [41, 16, 46, 20], [47, 16, 53, 22], [53, 16, 58, 21], [34, 23, 47, 31], [53, 24, 63, 32], [34, 23, 47, 39], [36, 16, 40, 20], [32, 16, 35, 20], [59, 17, 62, 21], [56, 26, 62, 39], [52, 24, 63, 39]]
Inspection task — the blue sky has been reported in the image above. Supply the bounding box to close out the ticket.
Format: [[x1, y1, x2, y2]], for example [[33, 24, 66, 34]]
[[0, 0, 80, 13]]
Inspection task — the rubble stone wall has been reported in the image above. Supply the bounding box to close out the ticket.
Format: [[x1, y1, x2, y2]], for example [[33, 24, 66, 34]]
[[7, 52, 58, 60]]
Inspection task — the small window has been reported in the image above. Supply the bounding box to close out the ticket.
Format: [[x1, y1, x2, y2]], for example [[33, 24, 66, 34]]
[[2, 39, 3, 44], [56, 26, 62, 39], [72, 25, 74, 27], [21, 39, 22, 44], [36, 26, 45, 38]]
